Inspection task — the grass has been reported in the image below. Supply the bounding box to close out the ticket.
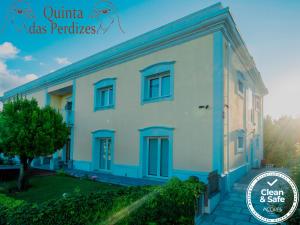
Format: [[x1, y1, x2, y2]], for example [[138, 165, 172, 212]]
[[0, 174, 121, 203]]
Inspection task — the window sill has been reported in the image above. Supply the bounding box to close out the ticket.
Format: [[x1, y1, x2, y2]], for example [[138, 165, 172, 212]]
[[142, 95, 173, 104], [94, 105, 115, 111]]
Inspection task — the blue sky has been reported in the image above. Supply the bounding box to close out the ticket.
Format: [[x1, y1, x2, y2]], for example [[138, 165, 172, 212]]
[[0, 0, 299, 118]]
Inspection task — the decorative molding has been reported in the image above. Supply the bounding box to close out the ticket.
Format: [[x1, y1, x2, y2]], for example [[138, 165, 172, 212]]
[[212, 31, 224, 174], [1, 3, 267, 101]]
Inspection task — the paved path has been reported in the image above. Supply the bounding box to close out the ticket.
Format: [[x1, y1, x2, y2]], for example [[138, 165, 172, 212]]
[[201, 168, 288, 225]]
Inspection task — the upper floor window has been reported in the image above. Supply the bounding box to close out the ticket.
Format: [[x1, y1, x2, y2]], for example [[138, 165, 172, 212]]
[[236, 71, 245, 97], [140, 61, 175, 104], [255, 96, 261, 111], [99, 86, 113, 107], [148, 72, 170, 98], [94, 78, 116, 111], [238, 80, 244, 94]]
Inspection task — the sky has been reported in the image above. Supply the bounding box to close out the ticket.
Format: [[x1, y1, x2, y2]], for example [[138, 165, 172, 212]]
[[0, 0, 299, 118]]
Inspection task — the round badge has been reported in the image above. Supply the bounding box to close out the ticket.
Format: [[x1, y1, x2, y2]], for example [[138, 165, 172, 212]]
[[246, 171, 299, 224]]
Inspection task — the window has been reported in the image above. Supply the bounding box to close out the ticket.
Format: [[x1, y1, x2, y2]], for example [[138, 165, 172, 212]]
[[148, 72, 170, 98], [94, 78, 116, 111], [99, 138, 112, 170], [236, 71, 245, 97], [236, 130, 245, 153], [92, 130, 115, 171], [148, 137, 169, 177], [140, 61, 175, 104], [255, 96, 261, 111], [139, 126, 173, 178], [99, 86, 113, 107], [238, 80, 244, 94]]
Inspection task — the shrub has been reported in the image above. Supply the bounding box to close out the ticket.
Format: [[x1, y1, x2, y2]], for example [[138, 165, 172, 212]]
[[0, 194, 25, 225], [0, 178, 205, 225], [0, 187, 150, 225], [117, 177, 206, 225]]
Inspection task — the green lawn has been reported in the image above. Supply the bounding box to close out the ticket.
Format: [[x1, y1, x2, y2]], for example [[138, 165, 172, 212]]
[[0, 175, 121, 203]]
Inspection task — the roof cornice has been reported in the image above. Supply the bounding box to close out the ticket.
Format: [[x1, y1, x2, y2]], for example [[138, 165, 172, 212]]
[[1, 3, 267, 100], [221, 14, 268, 95]]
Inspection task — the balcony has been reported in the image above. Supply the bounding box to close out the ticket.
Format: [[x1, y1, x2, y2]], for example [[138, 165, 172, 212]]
[[47, 85, 74, 126]]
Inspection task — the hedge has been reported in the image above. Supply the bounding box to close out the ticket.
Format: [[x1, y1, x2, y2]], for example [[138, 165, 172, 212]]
[[0, 194, 25, 225], [0, 178, 205, 225], [117, 177, 205, 225]]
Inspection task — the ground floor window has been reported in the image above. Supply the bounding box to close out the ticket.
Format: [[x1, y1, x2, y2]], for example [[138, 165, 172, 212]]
[[147, 137, 169, 177], [92, 130, 114, 171], [99, 138, 112, 170], [139, 126, 173, 178]]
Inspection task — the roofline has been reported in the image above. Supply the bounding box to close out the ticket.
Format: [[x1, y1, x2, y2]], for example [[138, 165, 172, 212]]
[[1, 2, 267, 100], [221, 12, 268, 95]]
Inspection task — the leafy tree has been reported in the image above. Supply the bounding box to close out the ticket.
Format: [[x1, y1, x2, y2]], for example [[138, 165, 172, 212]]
[[264, 115, 300, 167], [0, 97, 69, 190]]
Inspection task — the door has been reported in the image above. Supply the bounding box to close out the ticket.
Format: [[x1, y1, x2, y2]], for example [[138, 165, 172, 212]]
[[99, 138, 112, 171], [147, 137, 169, 178]]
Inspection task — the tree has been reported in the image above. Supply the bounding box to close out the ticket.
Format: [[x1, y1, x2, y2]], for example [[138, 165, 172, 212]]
[[263, 115, 300, 167], [0, 97, 69, 190]]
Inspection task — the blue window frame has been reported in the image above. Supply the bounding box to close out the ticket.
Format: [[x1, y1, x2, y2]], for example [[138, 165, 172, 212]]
[[139, 126, 174, 178], [140, 61, 175, 104], [92, 130, 115, 171], [94, 78, 116, 111], [238, 80, 244, 94], [236, 129, 245, 153], [236, 71, 245, 97]]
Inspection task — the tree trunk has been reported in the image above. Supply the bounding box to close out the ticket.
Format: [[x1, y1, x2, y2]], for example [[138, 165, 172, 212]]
[[17, 156, 29, 191]]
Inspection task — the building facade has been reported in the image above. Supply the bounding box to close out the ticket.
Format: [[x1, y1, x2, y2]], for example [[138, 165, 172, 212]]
[[0, 4, 267, 191]]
